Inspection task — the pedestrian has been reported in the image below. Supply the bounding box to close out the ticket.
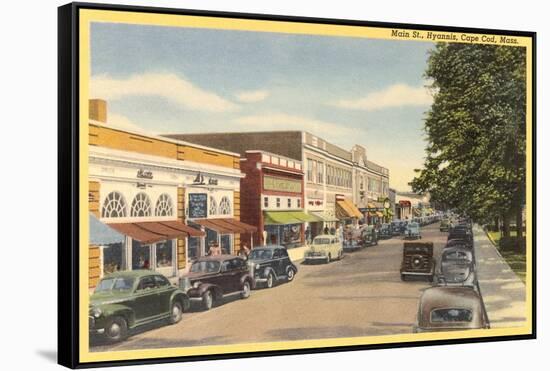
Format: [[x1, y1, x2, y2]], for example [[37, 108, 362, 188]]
[[240, 243, 250, 258], [323, 225, 329, 235]]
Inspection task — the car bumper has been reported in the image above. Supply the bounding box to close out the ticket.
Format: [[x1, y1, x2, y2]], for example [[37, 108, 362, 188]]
[[89, 316, 105, 334], [304, 255, 328, 261]]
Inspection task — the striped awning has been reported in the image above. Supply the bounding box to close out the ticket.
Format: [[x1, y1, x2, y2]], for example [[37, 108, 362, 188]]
[[108, 221, 205, 244], [336, 198, 363, 219]]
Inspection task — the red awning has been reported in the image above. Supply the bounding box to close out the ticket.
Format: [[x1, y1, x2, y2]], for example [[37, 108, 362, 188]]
[[108, 221, 205, 244], [193, 218, 257, 234]]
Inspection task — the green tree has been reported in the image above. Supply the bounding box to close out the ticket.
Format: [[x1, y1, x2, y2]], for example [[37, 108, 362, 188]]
[[410, 43, 526, 239]]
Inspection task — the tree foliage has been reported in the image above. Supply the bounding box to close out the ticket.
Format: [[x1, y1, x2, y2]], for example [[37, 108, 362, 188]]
[[410, 43, 526, 226]]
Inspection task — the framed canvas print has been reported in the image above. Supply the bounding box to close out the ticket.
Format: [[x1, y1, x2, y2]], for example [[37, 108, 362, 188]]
[[58, 2, 536, 368]]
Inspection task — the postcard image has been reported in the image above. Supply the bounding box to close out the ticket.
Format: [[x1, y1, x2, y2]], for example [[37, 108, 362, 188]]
[[58, 4, 535, 367]]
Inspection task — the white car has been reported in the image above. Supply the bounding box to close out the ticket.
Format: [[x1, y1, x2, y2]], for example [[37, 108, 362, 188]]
[[304, 235, 344, 263]]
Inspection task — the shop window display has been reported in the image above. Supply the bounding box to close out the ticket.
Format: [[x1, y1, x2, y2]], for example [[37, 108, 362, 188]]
[[156, 241, 173, 268], [132, 240, 151, 270], [219, 196, 231, 215], [209, 196, 218, 216], [102, 243, 122, 274]]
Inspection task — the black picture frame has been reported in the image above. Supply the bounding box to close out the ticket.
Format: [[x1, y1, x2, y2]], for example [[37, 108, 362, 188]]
[[58, 2, 536, 368]]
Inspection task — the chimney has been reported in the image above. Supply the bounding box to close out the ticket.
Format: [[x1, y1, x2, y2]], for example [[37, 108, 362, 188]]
[[89, 99, 107, 123]]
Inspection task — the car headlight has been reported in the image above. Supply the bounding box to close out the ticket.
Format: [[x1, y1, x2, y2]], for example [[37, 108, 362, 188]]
[[255, 264, 260, 270], [193, 281, 201, 289], [91, 307, 102, 318]]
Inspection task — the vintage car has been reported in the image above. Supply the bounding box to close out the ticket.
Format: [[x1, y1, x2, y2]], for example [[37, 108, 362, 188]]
[[448, 226, 474, 245], [304, 234, 344, 263], [405, 222, 422, 239], [400, 242, 435, 281], [437, 246, 477, 287], [179, 255, 254, 310], [247, 246, 298, 288], [89, 270, 190, 342], [413, 286, 489, 332], [343, 227, 364, 251], [439, 218, 451, 232], [445, 238, 474, 252], [378, 223, 393, 239], [391, 221, 404, 236], [361, 225, 379, 246]]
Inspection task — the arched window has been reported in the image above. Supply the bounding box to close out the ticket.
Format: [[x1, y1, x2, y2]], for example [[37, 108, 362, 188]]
[[155, 194, 173, 217], [131, 192, 152, 217], [101, 191, 127, 218], [209, 196, 218, 216], [219, 196, 231, 215]]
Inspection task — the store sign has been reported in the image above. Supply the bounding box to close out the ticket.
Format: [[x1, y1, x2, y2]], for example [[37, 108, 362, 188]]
[[137, 169, 153, 179], [188, 193, 207, 218], [264, 176, 301, 193], [192, 172, 218, 186]]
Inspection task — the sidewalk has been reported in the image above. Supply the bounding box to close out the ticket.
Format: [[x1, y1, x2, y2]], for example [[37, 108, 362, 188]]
[[473, 225, 526, 328]]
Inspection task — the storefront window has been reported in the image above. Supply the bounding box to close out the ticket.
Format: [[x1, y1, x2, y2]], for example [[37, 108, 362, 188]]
[[220, 234, 232, 254], [102, 243, 122, 274], [188, 236, 200, 260], [209, 196, 218, 216], [156, 241, 173, 268], [132, 240, 151, 270], [206, 228, 218, 249]]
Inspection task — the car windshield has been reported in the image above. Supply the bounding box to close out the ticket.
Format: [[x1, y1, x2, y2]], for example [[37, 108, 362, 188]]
[[95, 277, 135, 292], [313, 238, 331, 245], [191, 260, 221, 273], [431, 308, 473, 323], [249, 249, 273, 260]]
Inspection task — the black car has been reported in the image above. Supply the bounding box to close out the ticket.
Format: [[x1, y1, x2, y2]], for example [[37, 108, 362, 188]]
[[400, 242, 435, 281], [448, 226, 473, 245], [247, 246, 298, 288], [378, 223, 393, 239]]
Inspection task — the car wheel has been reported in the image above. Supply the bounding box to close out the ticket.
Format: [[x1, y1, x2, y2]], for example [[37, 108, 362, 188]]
[[286, 267, 295, 282], [202, 290, 214, 310], [169, 301, 183, 324], [266, 272, 275, 289], [241, 280, 251, 299], [326, 253, 331, 264], [104, 316, 128, 342]]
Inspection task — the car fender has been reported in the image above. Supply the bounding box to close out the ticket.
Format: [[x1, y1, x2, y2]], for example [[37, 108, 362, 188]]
[[287, 263, 298, 275], [240, 273, 255, 289], [195, 283, 223, 300], [261, 266, 276, 279], [98, 303, 136, 327], [170, 291, 190, 312]]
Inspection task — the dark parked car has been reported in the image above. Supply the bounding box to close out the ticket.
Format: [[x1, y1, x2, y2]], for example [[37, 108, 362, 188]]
[[448, 226, 473, 246], [361, 225, 379, 246], [247, 246, 297, 288], [413, 287, 489, 332], [89, 270, 190, 342], [400, 242, 435, 281], [437, 246, 477, 288], [378, 223, 393, 239], [179, 255, 254, 310]]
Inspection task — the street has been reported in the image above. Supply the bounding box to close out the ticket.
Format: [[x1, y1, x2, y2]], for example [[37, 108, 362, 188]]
[[91, 223, 451, 352]]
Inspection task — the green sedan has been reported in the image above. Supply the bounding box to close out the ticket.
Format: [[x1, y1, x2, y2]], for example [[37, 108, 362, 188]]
[[89, 270, 190, 342]]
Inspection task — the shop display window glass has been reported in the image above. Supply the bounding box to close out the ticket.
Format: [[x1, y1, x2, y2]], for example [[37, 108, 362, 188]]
[[101, 191, 127, 218], [220, 234, 232, 254], [188, 237, 200, 260], [209, 196, 218, 216], [206, 228, 218, 248], [131, 192, 152, 217], [102, 243, 122, 274], [156, 241, 173, 268], [132, 240, 151, 270]]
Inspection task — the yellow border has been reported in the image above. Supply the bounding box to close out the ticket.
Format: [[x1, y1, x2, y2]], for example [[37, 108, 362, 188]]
[[78, 8, 533, 364]]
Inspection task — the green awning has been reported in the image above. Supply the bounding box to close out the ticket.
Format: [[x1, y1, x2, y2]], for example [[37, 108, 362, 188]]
[[291, 211, 323, 222], [264, 211, 302, 225]]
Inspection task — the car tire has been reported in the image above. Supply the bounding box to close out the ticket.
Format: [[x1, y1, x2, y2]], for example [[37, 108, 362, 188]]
[[241, 280, 251, 299], [202, 290, 214, 311], [266, 272, 275, 289], [326, 254, 331, 264], [286, 267, 295, 282], [104, 316, 128, 342], [169, 300, 183, 324]]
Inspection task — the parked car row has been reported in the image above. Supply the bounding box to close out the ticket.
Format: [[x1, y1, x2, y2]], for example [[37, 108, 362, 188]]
[[90, 245, 298, 343], [412, 217, 489, 332], [342, 225, 378, 252]]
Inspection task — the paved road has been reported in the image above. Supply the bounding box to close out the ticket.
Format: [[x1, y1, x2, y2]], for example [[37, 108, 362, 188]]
[[91, 223, 448, 352]]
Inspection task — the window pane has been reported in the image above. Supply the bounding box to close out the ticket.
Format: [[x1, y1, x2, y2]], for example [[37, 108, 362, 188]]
[[156, 241, 173, 268], [132, 240, 151, 270], [103, 243, 122, 274]]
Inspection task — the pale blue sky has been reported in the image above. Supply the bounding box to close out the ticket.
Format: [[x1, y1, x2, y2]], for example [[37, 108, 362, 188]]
[[90, 22, 435, 191]]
